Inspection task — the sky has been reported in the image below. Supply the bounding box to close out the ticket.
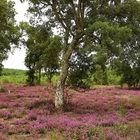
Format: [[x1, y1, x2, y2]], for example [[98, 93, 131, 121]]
[[3, 0, 28, 70]]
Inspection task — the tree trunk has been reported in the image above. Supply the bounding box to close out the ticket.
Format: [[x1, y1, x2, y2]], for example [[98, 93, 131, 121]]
[[38, 69, 41, 85], [48, 69, 52, 83], [55, 46, 73, 110], [55, 34, 83, 110]]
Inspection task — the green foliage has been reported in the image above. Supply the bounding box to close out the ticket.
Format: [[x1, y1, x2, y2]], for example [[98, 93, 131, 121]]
[[91, 65, 107, 85], [20, 22, 62, 85], [67, 47, 94, 88], [51, 74, 60, 87], [0, 0, 20, 72], [25, 69, 36, 86], [107, 68, 121, 85], [112, 59, 140, 88], [40, 35, 62, 82]]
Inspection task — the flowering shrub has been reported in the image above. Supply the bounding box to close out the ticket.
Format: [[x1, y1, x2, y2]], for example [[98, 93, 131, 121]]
[[0, 84, 140, 139], [0, 111, 12, 119], [28, 121, 46, 134], [105, 130, 121, 140], [0, 133, 8, 140]]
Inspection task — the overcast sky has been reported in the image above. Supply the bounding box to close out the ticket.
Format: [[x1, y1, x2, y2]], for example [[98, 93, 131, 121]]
[[3, 0, 28, 70]]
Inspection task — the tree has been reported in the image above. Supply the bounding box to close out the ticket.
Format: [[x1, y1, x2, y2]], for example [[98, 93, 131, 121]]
[[112, 58, 140, 88], [21, 0, 140, 110], [110, 0, 140, 88], [40, 36, 62, 83], [0, 0, 20, 75], [20, 22, 62, 85]]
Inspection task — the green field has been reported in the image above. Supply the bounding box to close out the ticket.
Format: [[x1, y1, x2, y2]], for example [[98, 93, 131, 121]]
[[0, 68, 27, 85], [0, 68, 59, 86], [2, 68, 27, 76]]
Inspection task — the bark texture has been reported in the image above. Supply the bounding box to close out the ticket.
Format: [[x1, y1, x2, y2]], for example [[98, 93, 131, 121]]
[[55, 34, 83, 110]]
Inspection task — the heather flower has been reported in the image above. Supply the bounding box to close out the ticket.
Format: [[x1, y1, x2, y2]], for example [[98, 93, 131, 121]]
[[0, 85, 140, 139], [0, 111, 11, 119], [0, 124, 5, 130], [13, 119, 28, 125], [28, 121, 46, 134], [27, 109, 40, 120], [0, 133, 8, 140], [105, 130, 121, 140]]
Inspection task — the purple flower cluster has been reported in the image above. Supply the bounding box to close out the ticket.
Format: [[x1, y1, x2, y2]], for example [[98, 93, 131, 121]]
[[0, 110, 11, 119], [105, 130, 121, 140], [0, 84, 140, 139]]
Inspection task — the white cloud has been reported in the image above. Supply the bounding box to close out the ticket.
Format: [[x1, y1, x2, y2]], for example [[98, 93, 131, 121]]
[[3, 0, 28, 70]]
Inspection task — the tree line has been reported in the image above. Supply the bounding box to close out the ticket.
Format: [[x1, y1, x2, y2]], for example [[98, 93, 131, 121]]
[[0, 0, 140, 110]]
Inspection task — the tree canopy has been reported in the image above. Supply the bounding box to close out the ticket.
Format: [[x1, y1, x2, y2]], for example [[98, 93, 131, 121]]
[[20, 22, 62, 85], [0, 0, 20, 75]]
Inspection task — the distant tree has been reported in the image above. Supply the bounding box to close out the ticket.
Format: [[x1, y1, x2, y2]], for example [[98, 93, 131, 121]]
[[0, 0, 20, 75], [112, 58, 140, 88], [20, 22, 62, 85], [40, 36, 62, 83], [93, 48, 109, 85], [21, 0, 140, 110], [111, 0, 140, 88]]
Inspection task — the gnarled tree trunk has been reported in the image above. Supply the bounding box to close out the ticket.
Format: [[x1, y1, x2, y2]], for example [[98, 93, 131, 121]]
[[55, 33, 83, 110]]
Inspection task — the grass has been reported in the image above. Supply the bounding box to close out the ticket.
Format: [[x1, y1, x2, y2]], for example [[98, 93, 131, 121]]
[[0, 68, 27, 85], [0, 75, 27, 85], [2, 68, 26, 76], [0, 68, 59, 86]]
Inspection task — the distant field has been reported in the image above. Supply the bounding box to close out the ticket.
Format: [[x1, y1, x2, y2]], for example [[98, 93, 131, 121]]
[[0, 69, 122, 88], [0, 68, 27, 85], [0, 68, 59, 86], [1, 68, 27, 76]]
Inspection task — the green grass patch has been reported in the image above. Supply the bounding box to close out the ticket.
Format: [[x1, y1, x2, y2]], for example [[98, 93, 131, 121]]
[[0, 75, 27, 85]]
